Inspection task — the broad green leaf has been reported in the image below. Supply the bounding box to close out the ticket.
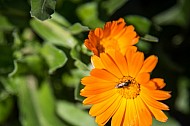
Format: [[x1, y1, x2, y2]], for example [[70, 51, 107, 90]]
[[0, 14, 14, 30], [102, 0, 127, 15], [16, 76, 44, 126], [76, 2, 104, 28], [69, 23, 89, 34], [0, 96, 13, 124], [125, 15, 152, 35], [40, 43, 68, 74], [16, 76, 65, 126], [30, 0, 56, 21], [30, 19, 77, 48], [56, 100, 97, 126], [37, 80, 66, 126], [51, 12, 71, 27]]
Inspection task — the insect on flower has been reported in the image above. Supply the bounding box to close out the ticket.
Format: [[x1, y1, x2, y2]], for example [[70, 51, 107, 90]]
[[115, 81, 131, 88]]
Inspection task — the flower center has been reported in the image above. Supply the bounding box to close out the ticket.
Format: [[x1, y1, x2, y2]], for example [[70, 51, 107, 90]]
[[115, 76, 140, 99]]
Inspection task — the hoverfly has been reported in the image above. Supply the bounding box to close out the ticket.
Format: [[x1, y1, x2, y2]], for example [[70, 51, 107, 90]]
[[115, 80, 131, 88]]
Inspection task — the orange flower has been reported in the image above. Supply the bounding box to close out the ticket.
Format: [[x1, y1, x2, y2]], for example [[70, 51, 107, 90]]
[[84, 18, 139, 56], [80, 47, 171, 126]]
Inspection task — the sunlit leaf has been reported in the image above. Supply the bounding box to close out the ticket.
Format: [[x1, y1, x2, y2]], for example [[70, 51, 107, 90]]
[[30, 19, 77, 48], [37, 80, 66, 126], [102, 0, 127, 15], [69, 23, 89, 34], [51, 12, 71, 27], [16, 76, 65, 126], [56, 100, 97, 126], [76, 2, 104, 28], [125, 15, 152, 35], [40, 43, 68, 74], [30, 0, 56, 21]]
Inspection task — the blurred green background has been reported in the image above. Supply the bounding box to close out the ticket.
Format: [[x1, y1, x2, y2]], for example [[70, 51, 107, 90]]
[[0, 0, 190, 126]]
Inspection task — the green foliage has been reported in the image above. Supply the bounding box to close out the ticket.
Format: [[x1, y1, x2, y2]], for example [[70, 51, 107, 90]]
[[30, 0, 56, 21], [56, 100, 97, 126], [0, 0, 189, 125]]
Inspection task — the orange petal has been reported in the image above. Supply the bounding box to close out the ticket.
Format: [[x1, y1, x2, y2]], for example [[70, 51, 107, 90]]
[[90, 68, 119, 82], [83, 89, 115, 104], [111, 98, 127, 126], [95, 94, 122, 125], [91, 55, 105, 69], [89, 93, 119, 116], [141, 86, 171, 100], [141, 80, 157, 89], [94, 28, 103, 38], [80, 86, 114, 97], [140, 90, 169, 110], [123, 99, 138, 126], [148, 106, 168, 122], [100, 53, 123, 78], [140, 55, 158, 73], [136, 72, 150, 85], [152, 78, 166, 89], [81, 76, 114, 85], [108, 50, 129, 76], [134, 96, 152, 126], [128, 52, 144, 77]]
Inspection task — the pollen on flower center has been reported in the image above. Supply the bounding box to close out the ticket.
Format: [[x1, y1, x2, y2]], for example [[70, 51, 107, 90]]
[[116, 76, 140, 99]]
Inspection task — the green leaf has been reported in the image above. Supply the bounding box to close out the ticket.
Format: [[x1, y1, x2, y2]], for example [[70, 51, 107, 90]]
[[37, 80, 66, 126], [140, 34, 159, 42], [74, 82, 85, 101], [51, 12, 71, 27], [76, 2, 104, 28], [74, 60, 90, 71], [56, 100, 97, 126], [102, 0, 128, 15], [69, 23, 89, 34], [30, 19, 77, 48], [70, 44, 81, 60], [152, 0, 190, 27], [40, 43, 68, 74], [136, 40, 152, 54], [0, 96, 13, 124], [175, 76, 190, 114], [30, 0, 56, 21], [16, 76, 65, 126], [0, 14, 14, 30], [125, 15, 152, 35]]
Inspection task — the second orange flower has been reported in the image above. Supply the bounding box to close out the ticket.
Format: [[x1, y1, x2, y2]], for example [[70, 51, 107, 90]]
[[84, 18, 139, 56]]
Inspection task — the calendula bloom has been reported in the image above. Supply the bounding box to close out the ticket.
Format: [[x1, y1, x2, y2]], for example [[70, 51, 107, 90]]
[[80, 47, 171, 126], [84, 18, 139, 56]]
